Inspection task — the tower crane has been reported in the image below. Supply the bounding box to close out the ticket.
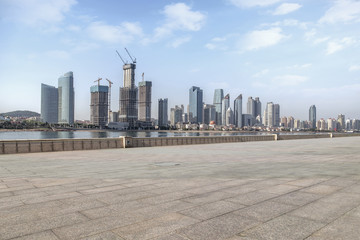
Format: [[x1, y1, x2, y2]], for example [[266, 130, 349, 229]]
[[116, 50, 127, 64], [94, 77, 102, 86], [106, 78, 113, 120], [125, 48, 136, 64]]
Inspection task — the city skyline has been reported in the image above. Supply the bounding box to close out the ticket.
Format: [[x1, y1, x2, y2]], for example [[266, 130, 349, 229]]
[[1, 0, 360, 120]]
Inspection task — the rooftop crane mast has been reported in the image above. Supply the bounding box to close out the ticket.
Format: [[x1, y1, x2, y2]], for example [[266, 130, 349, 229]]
[[116, 50, 127, 65], [94, 77, 102, 86], [125, 48, 136, 64]]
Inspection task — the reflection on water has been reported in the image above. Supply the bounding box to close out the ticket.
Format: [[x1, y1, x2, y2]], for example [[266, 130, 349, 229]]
[[0, 130, 266, 140]]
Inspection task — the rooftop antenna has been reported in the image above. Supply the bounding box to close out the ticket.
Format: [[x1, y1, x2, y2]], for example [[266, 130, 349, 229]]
[[125, 48, 136, 64], [142, 72, 144, 82], [116, 50, 127, 64]]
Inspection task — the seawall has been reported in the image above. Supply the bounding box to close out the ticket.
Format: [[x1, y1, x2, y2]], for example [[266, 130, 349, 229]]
[[1, 133, 359, 154]]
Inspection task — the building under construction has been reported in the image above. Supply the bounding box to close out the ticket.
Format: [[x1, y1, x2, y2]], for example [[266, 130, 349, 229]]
[[138, 74, 152, 122], [90, 85, 108, 128], [119, 63, 138, 128]]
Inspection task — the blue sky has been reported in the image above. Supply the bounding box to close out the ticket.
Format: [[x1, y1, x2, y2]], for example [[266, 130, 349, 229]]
[[0, 0, 359, 121]]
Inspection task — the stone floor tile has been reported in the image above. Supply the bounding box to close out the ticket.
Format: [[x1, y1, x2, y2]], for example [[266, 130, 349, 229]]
[[182, 191, 236, 204], [177, 212, 260, 240], [226, 190, 278, 206], [79, 185, 127, 194], [301, 184, 342, 195], [307, 212, 360, 240], [179, 200, 245, 220], [270, 191, 322, 206], [239, 215, 324, 240], [113, 213, 199, 240], [22, 191, 82, 204], [286, 178, 329, 187], [233, 201, 297, 222], [155, 233, 192, 240], [258, 184, 301, 195], [321, 177, 358, 187], [79, 231, 124, 240], [0, 212, 87, 240], [10, 230, 59, 240]]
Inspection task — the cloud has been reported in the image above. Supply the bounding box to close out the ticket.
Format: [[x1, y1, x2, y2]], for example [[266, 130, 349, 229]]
[[87, 21, 143, 44], [152, 3, 206, 41], [241, 27, 288, 51], [272, 3, 302, 15], [170, 36, 191, 48], [288, 63, 312, 69], [0, 0, 76, 26], [349, 65, 360, 71], [319, 0, 360, 24], [273, 75, 308, 86], [229, 0, 282, 8], [326, 37, 356, 55], [205, 36, 229, 50], [252, 69, 269, 78], [45, 50, 70, 59]]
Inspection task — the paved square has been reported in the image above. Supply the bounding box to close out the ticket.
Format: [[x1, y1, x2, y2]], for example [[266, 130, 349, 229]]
[[1, 137, 360, 239]]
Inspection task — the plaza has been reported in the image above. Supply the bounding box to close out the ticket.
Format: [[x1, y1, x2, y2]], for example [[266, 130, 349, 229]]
[[1, 137, 360, 239]]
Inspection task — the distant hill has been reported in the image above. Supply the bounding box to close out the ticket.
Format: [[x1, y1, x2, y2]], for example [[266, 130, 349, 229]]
[[0, 110, 40, 118]]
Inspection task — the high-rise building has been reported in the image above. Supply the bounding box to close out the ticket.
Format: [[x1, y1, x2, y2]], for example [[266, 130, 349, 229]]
[[58, 71, 74, 125], [203, 104, 216, 124], [225, 107, 234, 126], [213, 89, 224, 125], [247, 97, 255, 117], [189, 86, 203, 123], [158, 98, 168, 127], [309, 105, 316, 129], [266, 102, 274, 127], [138, 80, 152, 122], [254, 97, 262, 123], [41, 84, 58, 124], [119, 63, 138, 128], [90, 85, 109, 128], [337, 114, 345, 130], [281, 117, 288, 128], [221, 94, 230, 126], [274, 104, 280, 127], [234, 94, 242, 128], [170, 105, 183, 126]]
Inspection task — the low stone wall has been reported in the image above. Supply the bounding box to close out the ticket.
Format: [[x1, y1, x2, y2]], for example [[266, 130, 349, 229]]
[[0, 138, 124, 154], [1, 133, 360, 154], [127, 135, 275, 148]]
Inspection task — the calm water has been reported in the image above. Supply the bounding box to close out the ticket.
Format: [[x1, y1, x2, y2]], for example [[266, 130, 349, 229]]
[[0, 130, 269, 140]]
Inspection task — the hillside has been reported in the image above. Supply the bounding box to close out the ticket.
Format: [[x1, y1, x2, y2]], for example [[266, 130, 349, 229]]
[[0, 110, 40, 118]]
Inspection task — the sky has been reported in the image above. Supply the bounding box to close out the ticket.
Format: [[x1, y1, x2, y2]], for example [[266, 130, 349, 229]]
[[0, 0, 359, 121]]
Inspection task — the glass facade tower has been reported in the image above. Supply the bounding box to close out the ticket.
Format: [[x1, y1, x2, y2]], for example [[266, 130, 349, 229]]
[[213, 89, 224, 125], [58, 71, 74, 125], [189, 86, 203, 123], [41, 84, 58, 124], [309, 105, 316, 129]]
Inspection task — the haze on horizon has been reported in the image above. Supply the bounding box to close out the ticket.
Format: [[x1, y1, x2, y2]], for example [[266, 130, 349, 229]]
[[0, 0, 359, 121]]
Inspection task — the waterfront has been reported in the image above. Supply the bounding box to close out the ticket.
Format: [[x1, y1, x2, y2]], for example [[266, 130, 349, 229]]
[[0, 130, 271, 140]]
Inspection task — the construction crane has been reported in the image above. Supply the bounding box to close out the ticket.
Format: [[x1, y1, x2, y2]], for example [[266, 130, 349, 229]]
[[105, 78, 113, 120], [125, 48, 136, 64], [94, 77, 102, 86], [116, 50, 127, 64]]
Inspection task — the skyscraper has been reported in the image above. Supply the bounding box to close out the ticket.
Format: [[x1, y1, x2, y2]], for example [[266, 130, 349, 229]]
[[309, 105, 316, 129], [255, 97, 262, 123], [247, 97, 255, 117], [274, 104, 280, 127], [234, 94, 242, 128], [221, 94, 230, 126], [213, 89, 224, 125], [266, 102, 274, 127], [189, 86, 203, 123], [138, 80, 152, 122], [170, 105, 183, 126], [158, 98, 168, 127], [90, 85, 109, 128], [119, 63, 138, 128], [225, 107, 234, 126], [203, 104, 216, 124], [58, 71, 74, 125], [337, 114, 345, 130], [41, 83, 58, 124]]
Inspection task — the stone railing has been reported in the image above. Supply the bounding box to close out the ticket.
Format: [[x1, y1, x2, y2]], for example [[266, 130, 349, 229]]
[[1, 133, 359, 154]]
